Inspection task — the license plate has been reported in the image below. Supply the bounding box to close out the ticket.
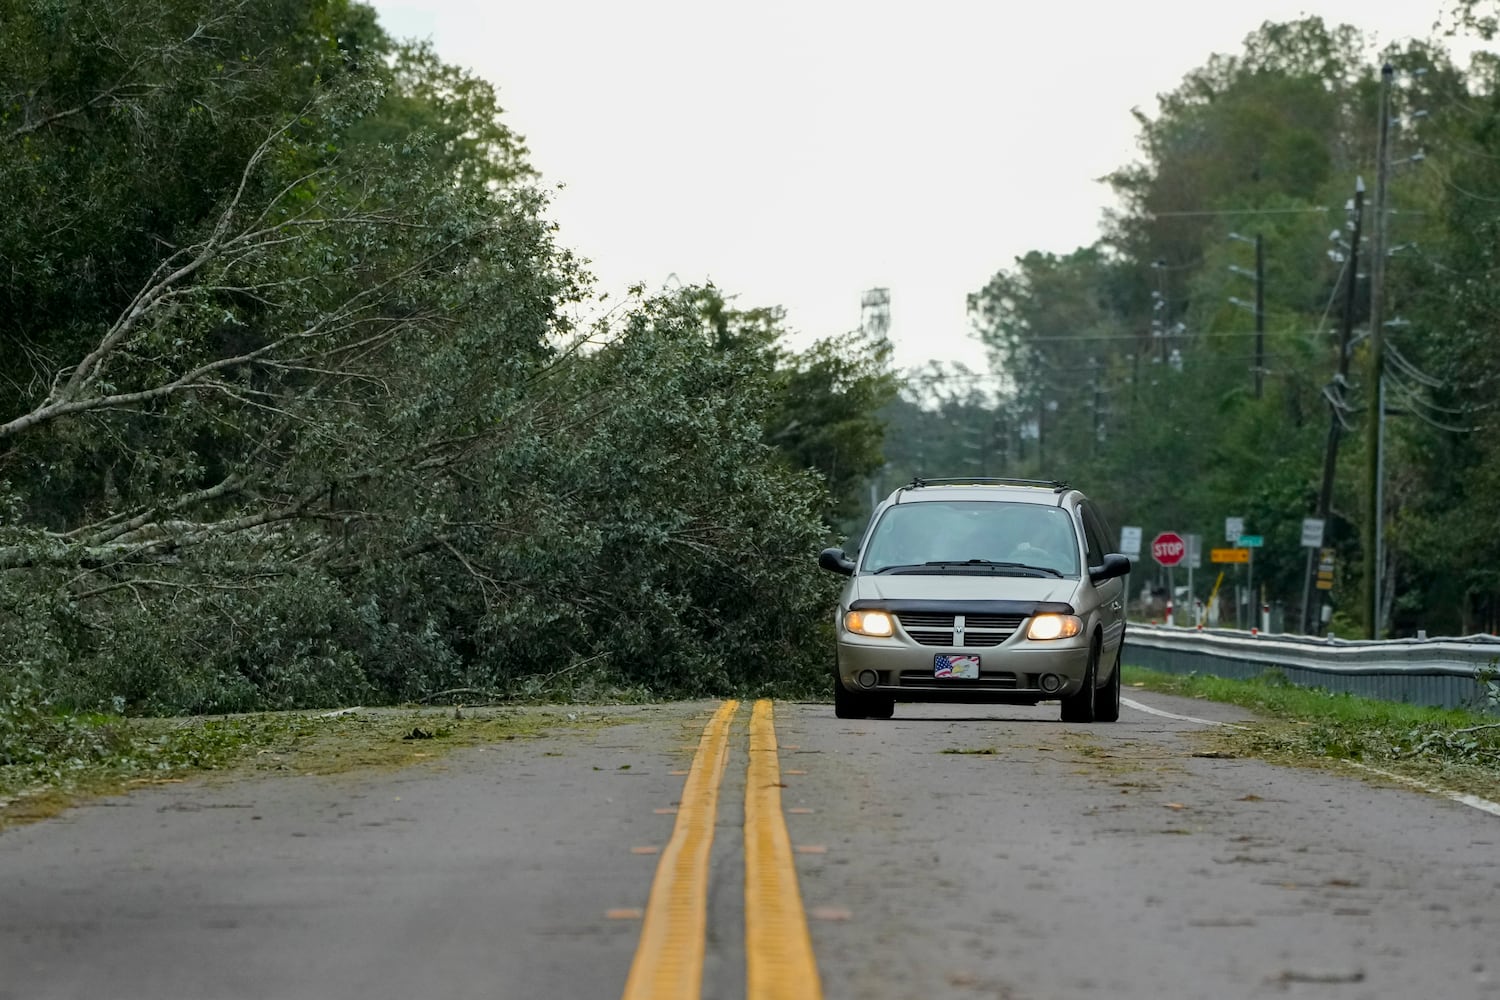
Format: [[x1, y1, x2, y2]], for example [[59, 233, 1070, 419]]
[[934, 654, 980, 679]]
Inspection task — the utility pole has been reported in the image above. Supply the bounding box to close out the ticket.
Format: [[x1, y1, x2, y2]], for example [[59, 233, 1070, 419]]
[[993, 407, 1010, 472], [1253, 235, 1266, 399], [1363, 65, 1394, 639], [1036, 395, 1046, 472], [860, 288, 891, 340], [1302, 178, 1365, 634], [1089, 356, 1103, 454], [1228, 234, 1264, 397], [1151, 259, 1169, 363]]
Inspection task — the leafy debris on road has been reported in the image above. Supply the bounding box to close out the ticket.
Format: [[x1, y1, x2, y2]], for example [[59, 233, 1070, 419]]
[[1, 707, 605, 831], [1268, 968, 1366, 985], [1124, 666, 1500, 803]]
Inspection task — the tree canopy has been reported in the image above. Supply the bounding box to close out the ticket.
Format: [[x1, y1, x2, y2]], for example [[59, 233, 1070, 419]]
[[0, 0, 894, 719], [959, 13, 1500, 637]]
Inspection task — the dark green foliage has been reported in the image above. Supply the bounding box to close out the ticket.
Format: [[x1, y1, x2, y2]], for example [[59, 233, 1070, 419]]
[[768, 330, 897, 527], [0, 0, 890, 729], [0, 591, 132, 767], [943, 13, 1500, 636]]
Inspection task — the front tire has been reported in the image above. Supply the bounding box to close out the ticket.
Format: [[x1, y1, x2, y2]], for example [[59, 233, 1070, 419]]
[[833, 676, 868, 719], [833, 677, 895, 720], [1059, 637, 1100, 723], [1094, 646, 1121, 723]]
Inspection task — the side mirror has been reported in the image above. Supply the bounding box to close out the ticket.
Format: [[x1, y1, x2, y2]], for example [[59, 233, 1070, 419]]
[[1089, 553, 1131, 584], [818, 547, 856, 577]]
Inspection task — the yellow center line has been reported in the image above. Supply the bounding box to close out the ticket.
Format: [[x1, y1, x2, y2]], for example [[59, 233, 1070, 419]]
[[621, 700, 739, 1000], [745, 699, 824, 1000]]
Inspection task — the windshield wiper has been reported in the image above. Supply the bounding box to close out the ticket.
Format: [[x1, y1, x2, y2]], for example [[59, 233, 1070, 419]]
[[919, 559, 1064, 578]]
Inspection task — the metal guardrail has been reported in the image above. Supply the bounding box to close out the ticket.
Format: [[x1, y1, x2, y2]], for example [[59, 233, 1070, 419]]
[[1123, 624, 1500, 710]]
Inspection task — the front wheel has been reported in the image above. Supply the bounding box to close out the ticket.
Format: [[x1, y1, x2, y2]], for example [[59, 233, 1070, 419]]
[[1094, 646, 1121, 723], [1059, 638, 1100, 723], [833, 677, 895, 720], [833, 676, 867, 719]]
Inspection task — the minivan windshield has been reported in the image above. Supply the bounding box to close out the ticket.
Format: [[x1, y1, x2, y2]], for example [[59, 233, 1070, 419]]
[[860, 500, 1081, 578]]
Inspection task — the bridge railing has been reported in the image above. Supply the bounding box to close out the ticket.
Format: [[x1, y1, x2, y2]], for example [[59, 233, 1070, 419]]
[[1123, 624, 1500, 711]]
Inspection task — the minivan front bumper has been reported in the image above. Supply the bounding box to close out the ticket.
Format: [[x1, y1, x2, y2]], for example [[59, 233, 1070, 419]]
[[834, 600, 1093, 702]]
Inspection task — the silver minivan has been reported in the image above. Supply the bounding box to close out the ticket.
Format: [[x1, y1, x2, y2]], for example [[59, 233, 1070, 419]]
[[817, 479, 1131, 721]]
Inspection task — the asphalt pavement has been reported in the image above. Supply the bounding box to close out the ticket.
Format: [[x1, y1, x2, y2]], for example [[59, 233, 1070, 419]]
[[2, 693, 1498, 1000]]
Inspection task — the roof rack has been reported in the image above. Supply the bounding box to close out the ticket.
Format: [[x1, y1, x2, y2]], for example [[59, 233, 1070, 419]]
[[905, 477, 1071, 494]]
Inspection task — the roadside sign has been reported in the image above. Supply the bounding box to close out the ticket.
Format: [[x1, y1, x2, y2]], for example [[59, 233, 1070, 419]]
[[1225, 517, 1244, 543], [1316, 547, 1336, 590], [1301, 517, 1325, 548], [1152, 532, 1186, 567], [1119, 525, 1142, 557], [1237, 534, 1264, 548], [1211, 547, 1250, 564], [1185, 533, 1202, 569]]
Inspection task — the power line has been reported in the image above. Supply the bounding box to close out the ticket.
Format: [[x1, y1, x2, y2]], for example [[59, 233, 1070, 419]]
[[976, 325, 1358, 344], [1386, 342, 1443, 389], [1383, 372, 1479, 432], [1426, 82, 1500, 127], [905, 354, 1306, 382], [1429, 164, 1500, 204], [1431, 133, 1500, 164], [1145, 207, 1332, 217], [1311, 246, 1352, 340], [1418, 256, 1500, 281]]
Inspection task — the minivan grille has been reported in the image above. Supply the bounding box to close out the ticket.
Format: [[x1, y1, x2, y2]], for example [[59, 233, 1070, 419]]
[[893, 613, 1024, 647], [965, 614, 1025, 631], [960, 633, 1010, 648], [906, 630, 956, 646], [895, 613, 953, 629]]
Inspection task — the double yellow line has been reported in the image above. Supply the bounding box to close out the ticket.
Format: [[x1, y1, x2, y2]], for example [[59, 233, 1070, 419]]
[[621, 700, 822, 1000]]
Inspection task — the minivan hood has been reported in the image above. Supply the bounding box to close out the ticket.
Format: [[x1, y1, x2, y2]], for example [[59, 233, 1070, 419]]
[[849, 573, 1079, 607]]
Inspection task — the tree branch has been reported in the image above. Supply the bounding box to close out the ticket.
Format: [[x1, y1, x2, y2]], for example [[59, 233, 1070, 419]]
[[72, 474, 247, 547]]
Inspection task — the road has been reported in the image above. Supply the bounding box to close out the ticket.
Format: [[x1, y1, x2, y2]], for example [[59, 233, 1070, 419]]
[[2, 693, 1498, 1000]]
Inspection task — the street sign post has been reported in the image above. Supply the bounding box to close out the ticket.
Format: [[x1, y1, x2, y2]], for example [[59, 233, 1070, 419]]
[[1317, 548, 1336, 590], [1236, 534, 1262, 630], [1185, 534, 1201, 621], [1224, 519, 1245, 625], [1119, 526, 1142, 558], [1298, 518, 1327, 636], [1151, 532, 1186, 566], [1210, 547, 1250, 563], [1152, 532, 1185, 626]]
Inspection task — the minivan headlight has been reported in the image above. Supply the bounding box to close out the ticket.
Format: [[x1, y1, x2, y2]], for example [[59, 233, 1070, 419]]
[[1026, 614, 1082, 640], [845, 610, 895, 637]]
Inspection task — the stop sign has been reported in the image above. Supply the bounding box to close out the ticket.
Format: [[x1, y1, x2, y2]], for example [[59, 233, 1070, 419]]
[[1152, 531, 1186, 567]]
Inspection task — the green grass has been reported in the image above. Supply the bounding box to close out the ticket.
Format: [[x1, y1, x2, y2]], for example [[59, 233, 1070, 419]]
[[1123, 665, 1500, 801], [0, 706, 601, 831]]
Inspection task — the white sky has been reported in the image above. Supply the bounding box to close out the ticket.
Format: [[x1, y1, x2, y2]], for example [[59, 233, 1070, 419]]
[[368, 1, 1477, 373]]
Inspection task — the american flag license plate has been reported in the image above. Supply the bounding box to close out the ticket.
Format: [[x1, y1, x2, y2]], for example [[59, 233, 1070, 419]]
[[934, 654, 980, 679]]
